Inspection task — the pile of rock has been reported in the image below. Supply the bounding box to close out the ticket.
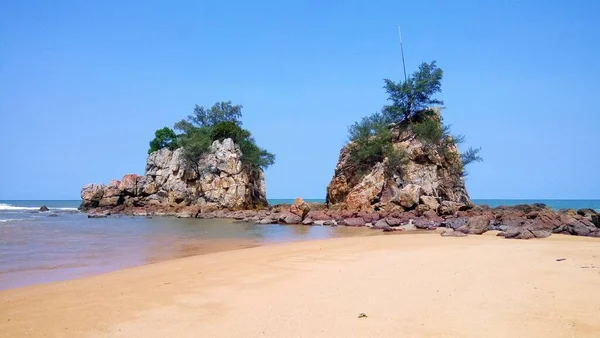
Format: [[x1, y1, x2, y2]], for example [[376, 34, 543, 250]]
[[80, 138, 267, 213]]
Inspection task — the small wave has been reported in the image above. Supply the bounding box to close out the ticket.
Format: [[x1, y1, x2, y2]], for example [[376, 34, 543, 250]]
[[0, 219, 24, 223], [0, 203, 78, 211]]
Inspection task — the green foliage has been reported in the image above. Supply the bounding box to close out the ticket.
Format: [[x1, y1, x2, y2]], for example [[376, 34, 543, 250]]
[[382, 61, 443, 123], [187, 101, 242, 127], [461, 147, 483, 167], [346, 113, 407, 177], [173, 102, 275, 171], [411, 117, 450, 146], [211, 121, 250, 142], [148, 127, 178, 154], [346, 61, 482, 180]]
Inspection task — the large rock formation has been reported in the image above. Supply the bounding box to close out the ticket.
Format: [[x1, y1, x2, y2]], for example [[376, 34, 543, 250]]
[[326, 115, 471, 213], [80, 138, 267, 212]]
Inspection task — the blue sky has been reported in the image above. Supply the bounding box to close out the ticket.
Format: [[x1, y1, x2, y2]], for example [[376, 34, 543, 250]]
[[1, 0, 598, 200]]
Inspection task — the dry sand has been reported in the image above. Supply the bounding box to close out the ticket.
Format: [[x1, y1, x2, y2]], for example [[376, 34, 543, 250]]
[[1, 232, 600, 337]]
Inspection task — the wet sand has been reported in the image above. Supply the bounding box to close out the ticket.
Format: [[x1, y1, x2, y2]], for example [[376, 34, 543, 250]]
[[2, 232, 600, 337]]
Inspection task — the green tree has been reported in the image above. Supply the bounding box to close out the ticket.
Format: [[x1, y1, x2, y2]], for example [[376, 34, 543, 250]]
[[382, 61, 443, 123], [148, 127, 178, 154], [174, 102, 275, 171]]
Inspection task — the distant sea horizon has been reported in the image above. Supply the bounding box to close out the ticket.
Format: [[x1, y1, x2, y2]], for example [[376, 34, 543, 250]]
[[1, 199, 599, 212]]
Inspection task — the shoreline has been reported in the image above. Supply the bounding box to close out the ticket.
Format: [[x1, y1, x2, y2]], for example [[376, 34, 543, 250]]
[[2, 233, 600, 337]]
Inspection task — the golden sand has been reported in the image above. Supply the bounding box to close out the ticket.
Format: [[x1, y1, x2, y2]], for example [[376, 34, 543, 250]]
[[2, 233, 600, 337]]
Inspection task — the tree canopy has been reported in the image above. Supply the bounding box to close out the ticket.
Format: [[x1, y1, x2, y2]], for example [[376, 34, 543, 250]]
[[144, 101, 275, 173], [148, 101, 274, 172], [347, 61, 481, 177], [382, 61, 443, 123], [148, 127, 178, 154]]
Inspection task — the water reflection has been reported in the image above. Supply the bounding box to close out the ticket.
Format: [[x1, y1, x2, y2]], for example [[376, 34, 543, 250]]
[[0, 214, 375, 290]]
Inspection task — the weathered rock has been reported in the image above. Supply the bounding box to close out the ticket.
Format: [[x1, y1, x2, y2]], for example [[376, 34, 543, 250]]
[[290, 197, 311, 219], [419, 196, 439, 212], [279, 212, 302, 225], [259, 217, 277, 224], [398, 184, 423, 209], [326, 110, 472, 212], [342, 217, 366, 227], [577, 208, 597, 218], [457, 215, 492, 235], [302, 218, 314, 225], [98, 196, 123, 207], [80, 138, 268, 213], [441, 217, 469, 230], [175, 206, 200, 218], [39, 205, 49, 212], [592, 214, 600, 228], [440, 228, 467, 237]]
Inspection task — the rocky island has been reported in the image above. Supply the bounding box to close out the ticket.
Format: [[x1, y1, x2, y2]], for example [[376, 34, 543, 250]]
[[80, 63, 600, 239]]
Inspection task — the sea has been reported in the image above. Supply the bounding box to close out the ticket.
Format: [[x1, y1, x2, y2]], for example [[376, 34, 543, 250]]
[[1, 199, 599, 291]]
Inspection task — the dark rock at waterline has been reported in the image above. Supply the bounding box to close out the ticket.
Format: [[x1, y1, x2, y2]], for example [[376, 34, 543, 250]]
[[88, 213, 109, 218], [39, 205, 49, 212], [48, 213, 58, 217], [577, 208, 598, 218], [591, 214, 600, 228]]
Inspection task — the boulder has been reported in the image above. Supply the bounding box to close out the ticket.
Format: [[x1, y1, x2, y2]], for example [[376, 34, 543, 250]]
[[398, 184, 423, 209], [457, 215, 492, 235], [119, 174, 138, 196], [419, 196, 439, 212], [302, 218, 314, 225], [39, 205, 49, 212], [342, 217, 366, 227], [577, 208, 597, 218], [592, 214, 599, 228], [440, 228, 467, 237], [280, 212, 302, 225], [290, 197, 310, 219]]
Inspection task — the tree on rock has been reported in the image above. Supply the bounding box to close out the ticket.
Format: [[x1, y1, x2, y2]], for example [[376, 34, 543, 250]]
[[382, 61, 443, 123], [174, 101, 275, 170], [148, 127, 178, 154]]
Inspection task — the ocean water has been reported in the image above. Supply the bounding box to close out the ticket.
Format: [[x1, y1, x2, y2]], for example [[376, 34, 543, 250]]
[[0, 200, 374, 290], [1, 199, 598, 290]]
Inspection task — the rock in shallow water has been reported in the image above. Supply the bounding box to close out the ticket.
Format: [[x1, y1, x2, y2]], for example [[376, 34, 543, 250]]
[[39, 205, 49, 212]]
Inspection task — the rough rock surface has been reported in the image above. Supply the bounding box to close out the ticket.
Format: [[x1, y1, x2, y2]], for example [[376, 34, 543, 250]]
[[290, 197, 310, 219], [326, 114, 472, 212], [80, 138, 267, 212]]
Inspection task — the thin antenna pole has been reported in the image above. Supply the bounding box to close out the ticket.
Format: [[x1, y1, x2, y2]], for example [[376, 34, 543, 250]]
[[398, 25, 407, 82]]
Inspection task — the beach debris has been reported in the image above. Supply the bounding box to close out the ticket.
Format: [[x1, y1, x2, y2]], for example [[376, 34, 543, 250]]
[[358, 313, 368, 318], [556, 258, 566, 262]]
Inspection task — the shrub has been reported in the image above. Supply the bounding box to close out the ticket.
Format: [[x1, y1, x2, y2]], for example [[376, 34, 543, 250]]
[[148, 127, 178, 154]]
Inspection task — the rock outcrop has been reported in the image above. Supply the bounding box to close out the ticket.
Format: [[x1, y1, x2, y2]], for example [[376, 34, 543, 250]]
[[80, 138, 267, 212], [326, 114, 471, 212]]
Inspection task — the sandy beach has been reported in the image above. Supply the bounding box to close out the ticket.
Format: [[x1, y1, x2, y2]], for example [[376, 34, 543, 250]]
[[2, 232, 600, 338]]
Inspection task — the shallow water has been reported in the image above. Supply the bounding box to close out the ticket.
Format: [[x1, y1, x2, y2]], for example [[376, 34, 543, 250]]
[[0, 204, 375, 290], [2, 198, 599, 291]]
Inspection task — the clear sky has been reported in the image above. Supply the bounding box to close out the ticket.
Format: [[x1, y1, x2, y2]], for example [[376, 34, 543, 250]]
[[1, 0, 598, 200]]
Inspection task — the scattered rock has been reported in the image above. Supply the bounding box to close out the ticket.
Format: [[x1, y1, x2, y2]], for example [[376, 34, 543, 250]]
[[47, 213, 58, 217], [280, 212, 302, 225], [440, 228, 467, 237], [457, 215, 492, 235], [556, 258, 566, 261], [290, 197, 311, 219], [358, 313, 368, 318], [39, 205, 49, 212], [342, 217, 366, 227], [88, 213, 108, 218]]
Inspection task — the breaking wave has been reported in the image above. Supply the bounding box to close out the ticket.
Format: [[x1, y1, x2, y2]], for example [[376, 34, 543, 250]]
[[0, 203, 78, 211]]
